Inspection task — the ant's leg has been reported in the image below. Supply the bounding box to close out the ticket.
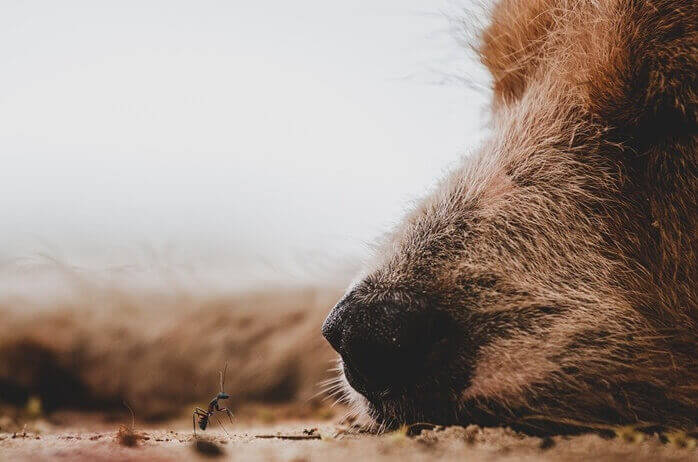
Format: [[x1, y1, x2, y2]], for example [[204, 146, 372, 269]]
[[219, 407, 234, 426], [192, 411, 197, 437], [214, 414, 231, 437]]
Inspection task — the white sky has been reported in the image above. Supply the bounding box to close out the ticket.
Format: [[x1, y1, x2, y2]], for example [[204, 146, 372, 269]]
[[0, 1, 490, 294]]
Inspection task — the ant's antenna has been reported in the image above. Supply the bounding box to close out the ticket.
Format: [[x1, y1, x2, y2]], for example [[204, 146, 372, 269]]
[[123, 400, 135, 429], [219, 361, 228, 392]]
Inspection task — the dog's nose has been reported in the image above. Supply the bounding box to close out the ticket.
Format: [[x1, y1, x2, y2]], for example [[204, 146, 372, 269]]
[[322, 296, 450, 395]]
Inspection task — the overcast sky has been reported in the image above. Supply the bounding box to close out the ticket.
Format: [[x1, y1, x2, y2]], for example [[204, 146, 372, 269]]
[[0, 1, 490, 293]]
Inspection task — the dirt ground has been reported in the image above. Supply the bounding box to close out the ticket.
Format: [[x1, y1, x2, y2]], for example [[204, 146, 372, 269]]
[[1, 411, 696, 462]]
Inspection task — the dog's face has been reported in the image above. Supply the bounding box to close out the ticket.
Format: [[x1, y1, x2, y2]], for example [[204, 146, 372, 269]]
[[322, 99, 632, 427], [322, 0, 697, 431]]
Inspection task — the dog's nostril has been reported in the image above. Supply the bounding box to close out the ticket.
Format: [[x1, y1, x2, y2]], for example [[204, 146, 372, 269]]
[[322, 297, 452, 394], [321, 313, 343, 353], [344, 313, 446, 386]]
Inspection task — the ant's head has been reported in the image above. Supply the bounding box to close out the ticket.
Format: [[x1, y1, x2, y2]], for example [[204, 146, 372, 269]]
[[217, 392, 230, 400]]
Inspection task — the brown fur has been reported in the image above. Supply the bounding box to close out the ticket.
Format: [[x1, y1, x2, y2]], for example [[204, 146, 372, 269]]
[[333, 0, 697, 432]]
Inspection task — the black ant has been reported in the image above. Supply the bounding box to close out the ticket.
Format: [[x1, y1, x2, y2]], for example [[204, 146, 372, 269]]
[[193, 362, 235, 437]]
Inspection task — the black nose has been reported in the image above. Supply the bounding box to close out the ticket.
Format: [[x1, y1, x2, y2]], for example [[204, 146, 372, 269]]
[[321, 295, 450, 396]]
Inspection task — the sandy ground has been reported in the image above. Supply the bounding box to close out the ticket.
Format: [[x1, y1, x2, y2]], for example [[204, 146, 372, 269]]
[[1, 411, 696, 462]]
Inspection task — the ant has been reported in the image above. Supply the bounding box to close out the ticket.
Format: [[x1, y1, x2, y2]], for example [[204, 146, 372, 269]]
[[193, 362, 235, 437]]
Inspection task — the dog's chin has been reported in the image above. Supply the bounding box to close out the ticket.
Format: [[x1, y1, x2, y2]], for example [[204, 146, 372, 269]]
[[359, 394, 463, 430], [340, 364, 461, 429]]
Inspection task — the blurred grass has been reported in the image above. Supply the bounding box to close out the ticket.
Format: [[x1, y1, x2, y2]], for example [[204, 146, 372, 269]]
[[0, 283, 343, 420]]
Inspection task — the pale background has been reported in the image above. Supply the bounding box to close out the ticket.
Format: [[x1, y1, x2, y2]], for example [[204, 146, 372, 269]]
[[0, 1, 490, 298]]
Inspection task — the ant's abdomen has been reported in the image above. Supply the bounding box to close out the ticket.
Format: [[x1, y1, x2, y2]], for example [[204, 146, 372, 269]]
[[198, 418, 208, 430]]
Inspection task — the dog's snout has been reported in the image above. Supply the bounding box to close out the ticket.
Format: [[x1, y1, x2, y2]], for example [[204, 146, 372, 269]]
[[322, 296, 451, 396]]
